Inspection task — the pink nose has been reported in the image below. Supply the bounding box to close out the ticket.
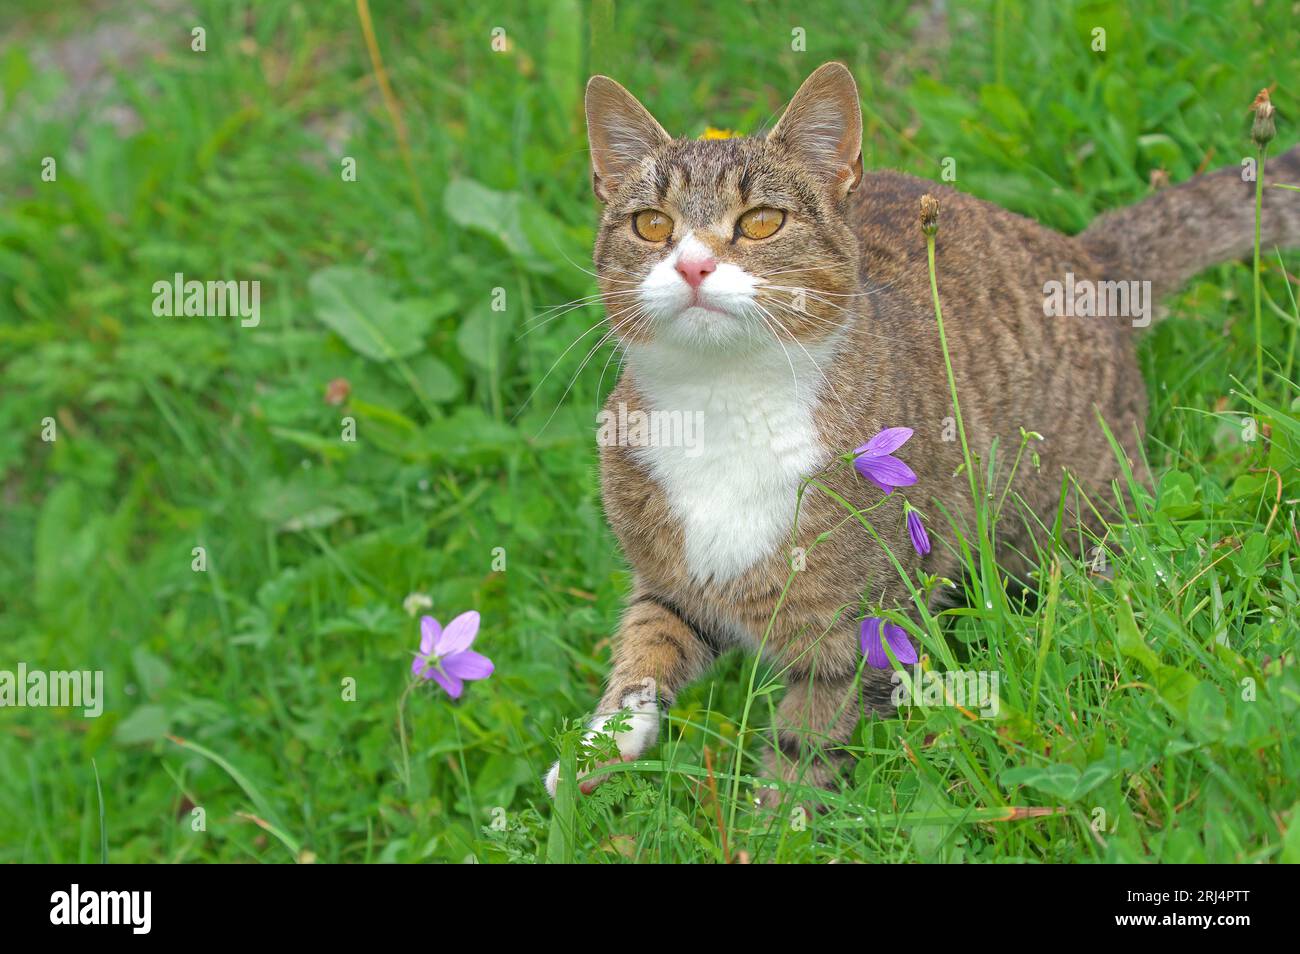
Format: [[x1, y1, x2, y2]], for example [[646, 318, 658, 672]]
[[676, 255, 717, 289]]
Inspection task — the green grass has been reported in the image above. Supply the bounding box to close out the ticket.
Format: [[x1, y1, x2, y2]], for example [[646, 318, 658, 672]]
[[1, 0, 1297, 863]]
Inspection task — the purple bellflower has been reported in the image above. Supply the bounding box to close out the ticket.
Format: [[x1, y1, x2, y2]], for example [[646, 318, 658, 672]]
[[860, 617, 919, 670], [853, 427, 918, 494], [411, 611, 493, 698]]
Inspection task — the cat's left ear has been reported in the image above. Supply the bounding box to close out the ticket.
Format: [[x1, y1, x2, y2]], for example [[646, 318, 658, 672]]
[[585, 76, 672, 203], [769, 62, 863, 198]]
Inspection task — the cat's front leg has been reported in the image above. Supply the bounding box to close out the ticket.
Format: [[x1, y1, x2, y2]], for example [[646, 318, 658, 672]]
[[758, 664, 897, 807], [544, 593, 716, 797]]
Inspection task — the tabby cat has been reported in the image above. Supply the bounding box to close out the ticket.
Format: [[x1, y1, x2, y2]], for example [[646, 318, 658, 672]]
[[544, 63, 1300, 798]]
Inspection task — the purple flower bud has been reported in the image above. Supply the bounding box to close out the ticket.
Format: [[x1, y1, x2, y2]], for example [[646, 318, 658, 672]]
[[906, 508, 931, 556]]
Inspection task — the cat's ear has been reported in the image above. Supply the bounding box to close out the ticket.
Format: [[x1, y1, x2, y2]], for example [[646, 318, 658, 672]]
[[769, 62, 863, 198], [585, 76, 671, 202]]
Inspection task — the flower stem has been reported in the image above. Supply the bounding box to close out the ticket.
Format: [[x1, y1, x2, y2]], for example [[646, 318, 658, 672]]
[[926, 230, 1001, 613], [396, 680, 414, 794], [1253, 142, 1268, 394], [926, 235, 978, 504]]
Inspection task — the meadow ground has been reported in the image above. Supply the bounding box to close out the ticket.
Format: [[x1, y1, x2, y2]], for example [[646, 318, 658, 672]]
[[1, 0, 1297, 863]]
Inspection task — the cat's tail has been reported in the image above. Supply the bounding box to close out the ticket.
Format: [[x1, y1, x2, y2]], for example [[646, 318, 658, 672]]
[[1080, 143, 1300, 302]]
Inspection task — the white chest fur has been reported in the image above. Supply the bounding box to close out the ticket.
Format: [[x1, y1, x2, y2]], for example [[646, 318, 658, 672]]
[[623, 340, 834, 584]]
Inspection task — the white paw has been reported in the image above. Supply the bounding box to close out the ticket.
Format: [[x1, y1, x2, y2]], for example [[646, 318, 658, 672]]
[[544, 678, 659, 798], [543, 761, 561, 798]]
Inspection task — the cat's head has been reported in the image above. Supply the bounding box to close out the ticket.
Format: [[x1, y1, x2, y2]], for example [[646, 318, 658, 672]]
[[586, 63, 863, 353]]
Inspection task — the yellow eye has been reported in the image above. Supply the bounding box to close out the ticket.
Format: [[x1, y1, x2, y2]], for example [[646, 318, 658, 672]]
[[632, 209, 674, 242], [738, 207, 785, 240]]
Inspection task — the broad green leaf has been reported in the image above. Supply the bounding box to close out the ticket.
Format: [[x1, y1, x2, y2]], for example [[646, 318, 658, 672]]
[[252, 478, 378, 532], [1114, 580, 1160, 672], [1001, 755, 1125, 802], [444, 178, 552, 272], [35, 480, 100, 615], [1231, 531, 1269, 579], [424, 407, 521, 460], [518, 199, 592, 283], [406, 354, 461, 403], [978, 84, 1031, 133], [457, 302, 503, 370], [1156, 470, 1199, 517], [115, 705, 171, 745], [308, 266, 448, 361], [130, 647, 172, 698], [1155, 665, 1201, 717], [1000, 763, 1081, 799]]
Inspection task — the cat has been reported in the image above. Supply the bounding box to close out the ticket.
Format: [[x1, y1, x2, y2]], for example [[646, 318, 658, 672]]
[[544, 62, 1300, 799]]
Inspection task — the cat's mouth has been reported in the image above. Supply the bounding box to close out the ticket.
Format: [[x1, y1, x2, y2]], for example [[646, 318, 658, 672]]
[[656, 298, 758, 350], [684, 293, 731, 317], [644, 289, 747, 329], [671, 296, 745, 325], [632, 252, 762, 348]]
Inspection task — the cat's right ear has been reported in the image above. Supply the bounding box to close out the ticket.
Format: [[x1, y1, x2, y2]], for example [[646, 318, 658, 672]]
[[585, 76, 671, 203]]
